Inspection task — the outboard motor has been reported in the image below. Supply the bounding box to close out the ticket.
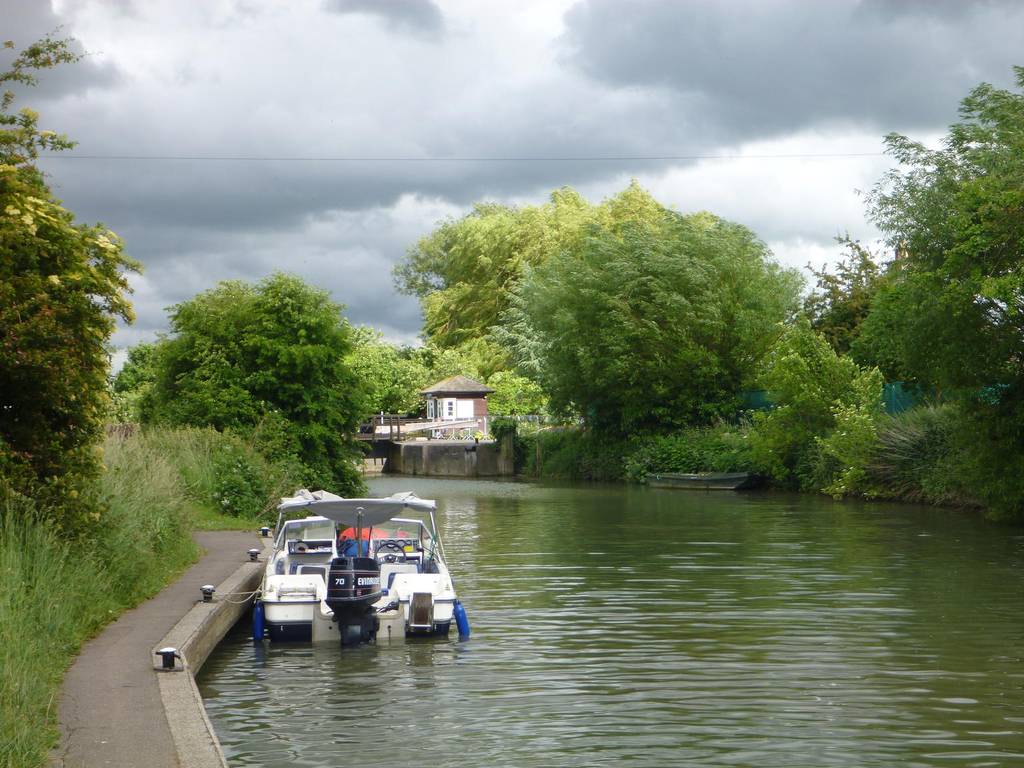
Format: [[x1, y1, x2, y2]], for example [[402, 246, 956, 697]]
[[326, 556, 381, 645]]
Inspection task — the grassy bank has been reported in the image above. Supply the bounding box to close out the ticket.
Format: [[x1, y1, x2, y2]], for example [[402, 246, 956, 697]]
[[0, 426, 298, 768]]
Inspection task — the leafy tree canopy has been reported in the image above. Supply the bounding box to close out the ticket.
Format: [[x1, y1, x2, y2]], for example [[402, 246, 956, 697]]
[[394, 182, 668, 368], [1, 36, 138, 527], [485, 370, 548, 417], [863, 67, 1024, 396], [803, 235, 886, 358], [346, 328, 430, 416], [109, 341, 158, 423], [112, 341, 158, 396], [414, 337, 499, 383], [859, 66, 1024, 516], [144, 273, 364, 493], [505, 202, 802, 434]]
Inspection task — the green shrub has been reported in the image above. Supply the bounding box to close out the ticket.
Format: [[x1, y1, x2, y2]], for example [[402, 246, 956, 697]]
[[914, 403, 1024, 517], [868, 406, 952, 504], [817, 370, 886, 497], [210, 443, 268, 518], [623, 424, 757, 482], [0, 36, 138, 535], [489, 416, 518, 443], [748, 321, 883, 491]]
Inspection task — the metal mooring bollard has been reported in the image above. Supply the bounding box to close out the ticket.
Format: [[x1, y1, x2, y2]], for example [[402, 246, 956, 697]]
[[248, 548, 260, 562], [156, 647, 181, 671], [200, 584, 216, 602], [260, 526, 270, 537]]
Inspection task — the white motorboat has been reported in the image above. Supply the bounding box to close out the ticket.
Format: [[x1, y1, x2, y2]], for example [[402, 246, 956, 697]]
[[256, 490, 468, 646]]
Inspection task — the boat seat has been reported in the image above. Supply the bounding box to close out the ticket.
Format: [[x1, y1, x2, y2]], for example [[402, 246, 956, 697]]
[[296, 565, 327, 583], [380, 563, 418, 591], [288, 557, 330, 574]]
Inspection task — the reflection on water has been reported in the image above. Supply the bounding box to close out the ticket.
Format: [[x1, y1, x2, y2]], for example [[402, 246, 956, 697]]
[[198, 478, 1024, 767]]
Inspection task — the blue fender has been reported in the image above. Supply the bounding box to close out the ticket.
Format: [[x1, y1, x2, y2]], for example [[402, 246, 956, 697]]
[[252, 600, 265, 642], [453, 599, 470, 639]]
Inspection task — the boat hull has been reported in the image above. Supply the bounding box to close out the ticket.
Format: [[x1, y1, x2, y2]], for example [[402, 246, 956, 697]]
[[647, 472, 760, 490], [266, 621, 313, 642]]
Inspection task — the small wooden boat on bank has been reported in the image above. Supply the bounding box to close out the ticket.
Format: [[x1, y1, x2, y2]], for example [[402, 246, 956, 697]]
[[646, 472, 761, 490]]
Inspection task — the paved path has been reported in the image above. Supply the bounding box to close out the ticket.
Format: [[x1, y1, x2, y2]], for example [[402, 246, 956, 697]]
[[52, 530, 261, 768]]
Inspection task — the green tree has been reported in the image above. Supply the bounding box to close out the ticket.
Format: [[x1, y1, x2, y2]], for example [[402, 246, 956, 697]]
[[507, 206, 802, 434], [413, 340, 493, 384], [395, 187, 593, 356], [0, 36, 138, 527], [861, 67, 1024, 516], [347, 328, 430, 415], [110, 341, 158, 422], [864, 68, 1024, 392], [485, 370, 548, 417], [145, 273, 365, 494], [749, 321, 883, 491], [395, 182, 674, 377], [803, 235, 885, 357]]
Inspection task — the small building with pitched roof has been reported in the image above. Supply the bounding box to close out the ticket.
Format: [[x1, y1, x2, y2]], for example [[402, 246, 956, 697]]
[[420, 375, 494, 436]]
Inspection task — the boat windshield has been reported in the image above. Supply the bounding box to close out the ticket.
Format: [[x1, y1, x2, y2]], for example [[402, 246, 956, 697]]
[[277, 518, 335, 547], [373, 519, 429, 543]]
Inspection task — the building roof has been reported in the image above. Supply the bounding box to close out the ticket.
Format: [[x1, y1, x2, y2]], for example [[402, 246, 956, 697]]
[[419, 375, 495, 396]]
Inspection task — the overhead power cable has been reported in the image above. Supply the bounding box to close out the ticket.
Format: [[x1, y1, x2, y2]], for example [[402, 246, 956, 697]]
[[38, 151, 887, 163]]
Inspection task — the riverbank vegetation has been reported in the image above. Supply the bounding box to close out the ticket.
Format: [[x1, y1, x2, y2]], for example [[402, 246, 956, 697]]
[[0, 426, 295, 768]]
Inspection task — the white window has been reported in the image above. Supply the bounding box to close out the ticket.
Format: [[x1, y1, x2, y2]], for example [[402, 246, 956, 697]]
[[456, 399, 474, 419], [427, 399, 435, 419], [445, 399, 455, 419]]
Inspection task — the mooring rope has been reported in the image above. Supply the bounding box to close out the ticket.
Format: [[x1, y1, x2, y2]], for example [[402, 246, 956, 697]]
[[216, 589, 262, 604]]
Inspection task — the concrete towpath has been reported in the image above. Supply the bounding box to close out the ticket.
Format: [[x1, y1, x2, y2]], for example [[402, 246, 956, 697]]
[[52, 530, 261, 768]]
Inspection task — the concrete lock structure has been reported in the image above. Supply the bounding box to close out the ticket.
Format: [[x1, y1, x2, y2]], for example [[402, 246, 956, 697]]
[[385, 439, 514, 477]]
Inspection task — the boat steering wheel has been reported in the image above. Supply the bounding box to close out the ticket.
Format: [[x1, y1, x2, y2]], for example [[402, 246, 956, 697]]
[[376, 540, 406, 563], [294, 540, 308, 553]]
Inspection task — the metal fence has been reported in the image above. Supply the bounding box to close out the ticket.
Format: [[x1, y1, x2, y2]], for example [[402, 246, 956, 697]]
[[741, 382, 921, 416]]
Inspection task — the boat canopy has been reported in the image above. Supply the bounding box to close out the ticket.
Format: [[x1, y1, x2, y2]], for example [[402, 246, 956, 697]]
[[277, 491, 436, 527]]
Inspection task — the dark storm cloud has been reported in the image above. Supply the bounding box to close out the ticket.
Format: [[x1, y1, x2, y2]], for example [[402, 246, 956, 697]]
[[19, 0, 1023, 351], [103, 199, 434, 346], [0, 0, 121, 101], [324, 0, 444, 36], [39, 155, 629, 237], [562, 0, 1024, 141]]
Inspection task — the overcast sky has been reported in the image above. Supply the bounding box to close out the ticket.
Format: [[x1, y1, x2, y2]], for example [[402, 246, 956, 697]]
[[6, 0, 1024, 357]]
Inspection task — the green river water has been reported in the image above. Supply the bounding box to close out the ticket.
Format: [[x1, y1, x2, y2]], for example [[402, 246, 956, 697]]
[[197, 477, 1024, 767]]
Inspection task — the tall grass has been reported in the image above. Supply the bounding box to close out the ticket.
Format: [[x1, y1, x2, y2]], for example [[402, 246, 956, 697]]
[[867, 406, 979, 508], [520, 428, 630, 481], [143, 426, 303, 527], [0, 425, 297, 768], [93, 431, 201, 594], [0, 499, 125, 768]]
